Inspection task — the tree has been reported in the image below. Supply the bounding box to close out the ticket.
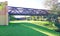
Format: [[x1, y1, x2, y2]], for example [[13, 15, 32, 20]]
[[44, 0, 58, 10], [44, 0, 60, 32], [9, 15, 16, 21]]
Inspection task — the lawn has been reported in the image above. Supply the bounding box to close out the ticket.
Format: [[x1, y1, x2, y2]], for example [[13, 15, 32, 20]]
[[0, 21, 60, 36], [0, 23, 47, 36], [10, 20, 58, 30]]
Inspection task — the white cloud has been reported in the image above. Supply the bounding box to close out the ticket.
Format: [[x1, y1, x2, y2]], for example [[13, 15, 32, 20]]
[[7, 0, 46, 9], [0, 0, 46, 9], [58, 0, 60, 2], [0, 0, 59, 9]]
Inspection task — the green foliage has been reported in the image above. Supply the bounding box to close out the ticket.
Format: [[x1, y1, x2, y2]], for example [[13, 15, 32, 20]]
[[9, 15, 16, 21], [0, 4, 3, 10]]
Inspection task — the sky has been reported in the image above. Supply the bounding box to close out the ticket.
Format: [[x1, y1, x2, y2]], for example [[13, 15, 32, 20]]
[[0, 0, 60, 9], [0, 0, 49, 9]]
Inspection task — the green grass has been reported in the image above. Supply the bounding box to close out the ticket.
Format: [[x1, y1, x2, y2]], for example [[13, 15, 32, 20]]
[[0, 23, 48, 36], [0, 21, 60, 36], [9, 23, 60, 36], [10, 21, 58, 30]]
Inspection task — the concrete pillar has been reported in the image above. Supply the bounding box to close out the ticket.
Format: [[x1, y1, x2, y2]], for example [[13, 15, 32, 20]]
[[0, 1, 8, 25]]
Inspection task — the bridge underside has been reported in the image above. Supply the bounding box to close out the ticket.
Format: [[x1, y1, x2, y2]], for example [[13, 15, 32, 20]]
[[8, 6, 49, 16]]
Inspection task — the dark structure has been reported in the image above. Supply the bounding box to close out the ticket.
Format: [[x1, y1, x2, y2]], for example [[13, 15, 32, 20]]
[[8, 6, 49, 16]]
